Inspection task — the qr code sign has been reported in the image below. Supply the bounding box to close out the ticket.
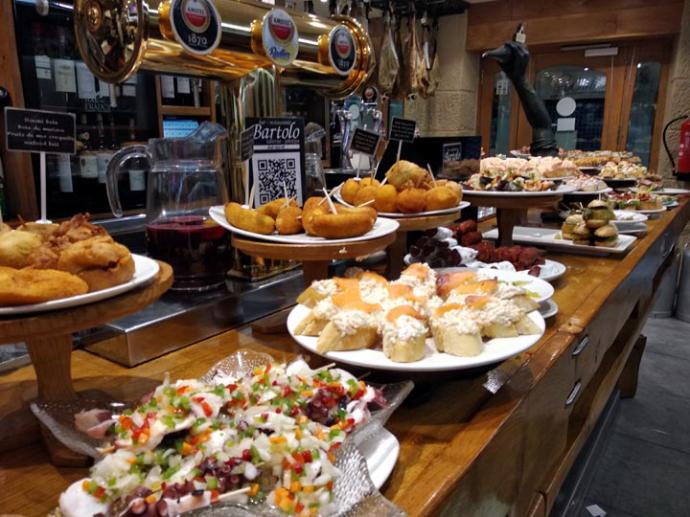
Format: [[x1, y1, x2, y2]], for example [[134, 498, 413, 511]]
[[253, 152, 301, 206]]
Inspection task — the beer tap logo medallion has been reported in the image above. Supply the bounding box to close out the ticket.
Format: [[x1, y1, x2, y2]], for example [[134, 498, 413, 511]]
[[328, 25, 357, 76], [170, 0, 222, 55], [261, 8, 299, 67]]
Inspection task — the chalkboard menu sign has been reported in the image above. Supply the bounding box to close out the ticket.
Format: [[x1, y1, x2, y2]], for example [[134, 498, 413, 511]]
[[350, 128, 380, 156], [389, 117, 416, 143], [4, 107, 75, 154]]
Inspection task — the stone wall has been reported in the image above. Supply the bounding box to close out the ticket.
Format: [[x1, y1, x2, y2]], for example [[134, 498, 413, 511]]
[[659, 0, 690, 181], [404, 14, 480, 137]]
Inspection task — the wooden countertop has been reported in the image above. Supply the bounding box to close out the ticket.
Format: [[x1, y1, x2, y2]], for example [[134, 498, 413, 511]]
[[1, 202, 689, 516]]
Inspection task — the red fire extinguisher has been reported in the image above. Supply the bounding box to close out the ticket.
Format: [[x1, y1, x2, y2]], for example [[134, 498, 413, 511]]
[[664, 114, 690, 181]]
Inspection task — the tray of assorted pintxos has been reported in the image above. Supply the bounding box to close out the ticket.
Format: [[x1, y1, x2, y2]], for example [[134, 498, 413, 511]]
[[0, 214, 159, 315], [561, 175, 612, 196], [402, 221, 567, 283], [288, 263, 547, 372], [607, 191, 675, 214], [484, 225, 637, 256], [462, 157, 578, 196], [334, 160, 468, 217], [48, 350, 411, 517], [209, 197, 399, 244]]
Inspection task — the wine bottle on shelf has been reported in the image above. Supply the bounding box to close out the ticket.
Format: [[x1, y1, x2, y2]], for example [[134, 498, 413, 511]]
[[175, 76, 193, 106], [119, 74, 137, 111], [56, 154, 74, 194], [53, 25, 78, 109], [192, 79, 202, 108], [78, 113, 99, 210], [76, 60, 98, 109], [129, 119, 147, 200], [160, 75, 176, 103], [31, 23, 56, 108]]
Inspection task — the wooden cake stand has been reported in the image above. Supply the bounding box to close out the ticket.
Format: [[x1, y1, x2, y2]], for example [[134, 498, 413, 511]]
[[463, 192, 563, 246], [0, 262, 173, 466], [232, 233, 397, 285], [386, 210, 463, 278]]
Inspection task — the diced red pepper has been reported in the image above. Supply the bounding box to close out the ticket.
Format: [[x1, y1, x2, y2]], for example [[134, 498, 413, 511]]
[[226, 383, 238, 393], [242, 449, 252, 461], [201, 401, 213, 417], [301, 450, 313, 463]]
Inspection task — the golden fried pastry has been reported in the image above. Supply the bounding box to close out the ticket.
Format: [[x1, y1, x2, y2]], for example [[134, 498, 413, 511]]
[[303, 196, 325, 213], [385, 160, 431, 190], [275, 205, 303, 235], [353, 185, 377, 207], [424, 186, 460, 211], [374, 184, 398, 212], [57, 236, 135, 291], [17, 222, 59, 241], [52, 213, 107, 245], [0, 266, 88, 305], [0, 230, 43, 268], [225, 202, 275, 235], [0, 223, 10, 234], [340, 179, 361, 205], [257, 198, 296, 219], [309, 206, 376, 239], [396, 188, 427, 213], [359, 177, 381, 189], [436, 180, 463, 200]]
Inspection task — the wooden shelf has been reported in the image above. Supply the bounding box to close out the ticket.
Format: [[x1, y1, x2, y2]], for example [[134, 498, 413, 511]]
[[158, 105, 212, 117]]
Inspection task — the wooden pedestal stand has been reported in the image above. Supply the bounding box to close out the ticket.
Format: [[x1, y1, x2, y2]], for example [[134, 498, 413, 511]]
[[463, 192, 563, 246], [233, 234, 396, 334], [386, 211, 463, 278], [232, 233, 397, 286], [0, 262, 173, 466]]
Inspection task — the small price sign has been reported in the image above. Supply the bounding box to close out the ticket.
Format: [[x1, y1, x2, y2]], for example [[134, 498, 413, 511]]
[[4, 107, 76, 223], [389, 117, 416, 143], [4, 107, 75, 154], [350, 128, 380, 156]]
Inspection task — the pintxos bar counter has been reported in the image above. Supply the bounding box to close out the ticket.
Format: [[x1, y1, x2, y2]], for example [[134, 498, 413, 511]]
[[1, 200, 689, 516]]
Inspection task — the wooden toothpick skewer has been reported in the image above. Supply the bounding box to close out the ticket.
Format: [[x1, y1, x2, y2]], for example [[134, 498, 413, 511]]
[[248, 183, 256, 209], [427, 163, 436, 186], [322, 187, 338, 214], [357, 199, 376, 207]]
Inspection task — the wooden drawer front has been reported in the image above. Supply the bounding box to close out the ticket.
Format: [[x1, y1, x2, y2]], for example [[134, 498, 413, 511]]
[[569, 334, 598, 391], [518, 351, 578, 506]]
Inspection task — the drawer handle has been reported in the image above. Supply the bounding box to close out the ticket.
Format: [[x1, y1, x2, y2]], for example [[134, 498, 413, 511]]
[[565, 381, 582, 407], [572, 336, 590, 357]]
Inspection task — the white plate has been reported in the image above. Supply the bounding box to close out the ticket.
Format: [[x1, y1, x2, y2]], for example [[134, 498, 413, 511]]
[[564, 187, 612, 196], [410, 258, 566, 283], [483, 226, 637, 256], [362, 427, 399, 489], [539, 299, 559, 319], [537, 259, 567, 282], [633, 188, 690, 195], [334, 187, 470, 218], [462, 183, 577, 197], [0, 254, 160, 316], [616, 223, 648, 235], [612, 210, 648, 224], [435, 267, 554, 303], [288, 304, 545, 372], [209, 205, 400, 244], [659, 188, 690, 195], [637, 206, 667, 215]]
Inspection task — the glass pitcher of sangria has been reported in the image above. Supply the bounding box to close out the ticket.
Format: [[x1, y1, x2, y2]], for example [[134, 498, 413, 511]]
[[106, 122, 230, 291]]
